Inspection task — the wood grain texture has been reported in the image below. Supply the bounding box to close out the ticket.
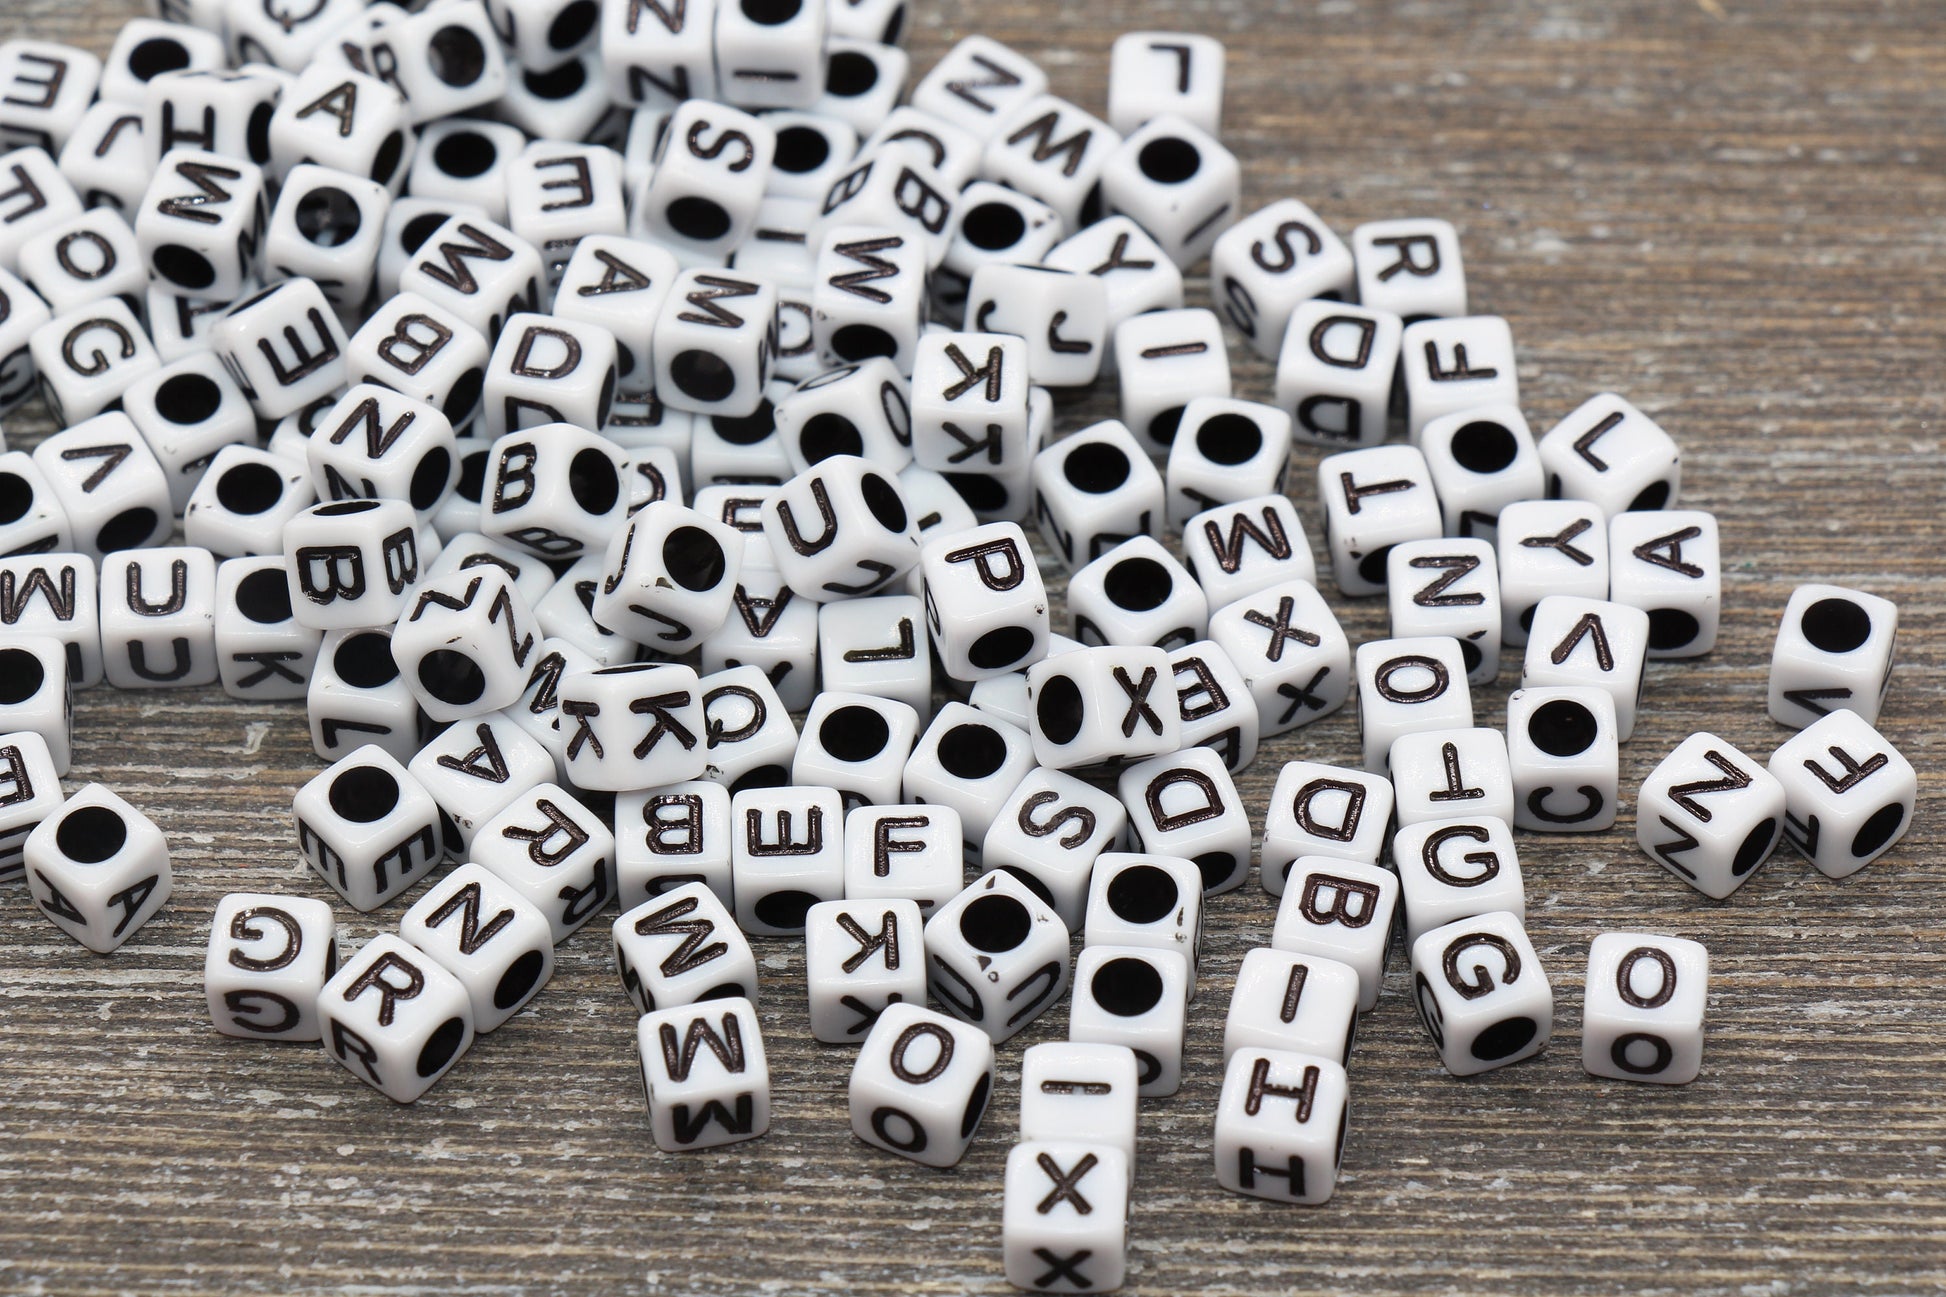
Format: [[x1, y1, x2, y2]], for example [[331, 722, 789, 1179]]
[[4, 2, 1944, 1293]]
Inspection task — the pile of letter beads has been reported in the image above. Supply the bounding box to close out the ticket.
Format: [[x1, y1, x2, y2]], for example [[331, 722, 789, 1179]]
[[0, 3, 1920, 1291]]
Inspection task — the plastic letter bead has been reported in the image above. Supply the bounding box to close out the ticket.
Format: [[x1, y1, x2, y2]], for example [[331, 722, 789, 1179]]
[[1385, 538, 1500, 686], [1166, 639, 1259, 774], [284, 499, 422, 632], [1505, 686, 1620, 833], [1495, 499, 1609, 649], [1766, 583, 1897, 729], [1068, 944, 1190, 1096], [1112, 307, 1230, 456], [1205, 578, 1351, 740], [848, 1000, 996, 1168], [24, 782, 172, 952], [636, 997, 771, 1151], [1019, 1041, 1140, 1186], [1316, 444, 1440, 597], [1259, 760, 1393, 896], [473, 784, 616, 943], [557, 663, 707, 792], [1351, 217, 1465, 321], [920, 520, 1050, 682], [1416, 404, 1544, 543], [1270, 856, 1399, 1012], [1537, 392, 1681, 514], [98, 545, 219, 690], [32, 299, 163, 429], [1274, 300, 1402, 451], [0, 638, 71, 775], [1208, 199, 1351, 360], [205, 892, 338, 1041], [0, 552, 103, 687], [1767, 709, 1915, 880], [0, 731, 65, 884], [612, 781, 734, 911], [1387, 726, 1514, 829], [318, 933, 475, 1103], [613, 882, 758, 1015], [400, 863, 554, 1033], [1354, 635, 1472, 774], [792, 691, 921, 809], [408, 715, 554, 854], [1100, 114, 1239, 269], [901, 703, 1036, 865], [1519, 596, 1650, 741], [731, 783, 846, 936], [1410, 911, 1551, 1076], [925, 868, 1072, 1042], [1002, 1140, 1131, 1293], [293, 745, 442, 912], [842, 803, 964, 918], [1115, 748, 1251, 897], [1398, 315, 1518, 441], [1393, 815, 1524, 944], [1083, 852, 1204, 992], [1212, 1047, 1349, 1205], [1223, 947, 1360, 1066], [31, 414, 172, 559], [1581, 932, 1709, 1085], [804, 897, 928, 1044], [1635, 733, 1785, 900]]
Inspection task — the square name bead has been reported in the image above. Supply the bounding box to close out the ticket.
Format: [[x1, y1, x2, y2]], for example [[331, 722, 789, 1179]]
[[1393, 815, 1524, 944], [1275, 300, 1403, 451], [1166, 639, 1260, 774], [318, 932, 475, 1103], [636, 997, 770, 1151], [1002, 1140, 1131, 1294], [849, 1001, 996, 1168], [1581, 932, 1709, 1085], [613, 882, 758, 1015], [205, 892, 338, 1042], [1636, 733, 1786, 900], [399, 862, 554, 1033], [1209, 199, 1351, 360], [1537, 392, 1681, 515], [1223, 947, 1360, 1066], [1213, 1048, 1350, 1206], [981, 769, 1126, 931], [613, 780, 733, 912], [1354, 636, 1473, 774], [1417, 404, 1545, 543], [1182, 494, 1316, 612], [1505, 686, 1621, 833], [474, 784, 616, 943], [0, 637, 71, 775], [1317, 444, 1441, 597], [1116, 748, 1251, 898], [1388, 727, 1514, 829], [1259, 760, 1393, 897], [1205, 578, 1352, 741], [1068, 945, 1190, 1097], [0, 731, 64, 885], [1271, 856, 1399, 1012], [1351, 217, 1465, 321], [1083, 853, 1203, 994], [730, 784, 846, 935], [1520, 596, 1649, 741], [1386, 538, 1501, 686], [1410, 911, 1552, 1077], [926, 868, 1072, 1043], [25, 782, 172, 953], [1607, 510, 1721, 659], [1767, 583, 1898, 729], [843, 803, 964, 918], [293, 745, 442, 912], [1019, 1042, 1141, 1186], [1399, 315, 1519, 441], [803, 897, 928, 1044], [1768, 709, 1916, 879]]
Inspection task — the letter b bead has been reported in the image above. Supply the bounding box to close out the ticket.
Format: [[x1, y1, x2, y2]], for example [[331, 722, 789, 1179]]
[[284, 499, 422, 631]]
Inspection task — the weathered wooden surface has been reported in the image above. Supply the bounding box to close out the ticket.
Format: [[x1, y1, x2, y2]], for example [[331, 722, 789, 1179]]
[[4, 1, 1945, 1293]]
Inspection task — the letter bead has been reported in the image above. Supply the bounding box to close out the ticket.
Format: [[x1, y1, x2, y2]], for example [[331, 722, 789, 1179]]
[[400, 863, 554, 1033], [1316, 444, 1441, 597], [1209, 199, 1352, 360], [1537, 392, 1682, 514], [1417, 404, 1544, 543], [345, 291, 492, 430], [19, 208, 148, 319], [1019, 1043, 1139, 1191], [1206, 578, 1352, 740], [556, 663, 706, 791], [293, 745, 442, 911], [1636, 733, 1786, 899], [213, 555, 320, 701], [1213, 1047, 1350, 1205], [1495, 499, 1609, 648], [1223, 948, 1360, 1066], [31, 299, 162, 428], [595, 500, 745, 653], [0, 730, 64, 884], [731, 783, 846, 935], [964, 261, 1109, 389], [1607, 509, 1721, 659], [1386, 538, 1501, 685], [804, 897, 928, 1044], [1409, 911, 1552, 1076], [1387, 726, 1513, 828], [613, 780, 734, 911], [762, 454, 919, 602], [1166, 638, 1260, 774], [1100, 114, 1240, 269], [920, 520, 1051, 682], [900, 703, 1035, 865], [0, 42, 103, 154], [1259, 761, 1394, 897], [637, 996, 772, 1151], [1767, 583, 1898, 729], [613, 881, 758, 1015], [1002, 1139, 1131, 1294], [0, 638, 70, 774], [1112, 307, 1231, 456], [1505, 686, 1620, 833], [319, 933, 475, 1103], [1274, 299, 1404, 451], [1581, 932, 1709, 1085], [474, 784, 616, 943], [306, 628, 424, 763], [1393, 815, 1524, 944], [30, 414, 171, 559], [1767, 709, 1915, 879], [284, 499, 422, 631], [1356, 635, 1472, 773], [98, 545, 218, 690], [26, 781, 172, 953], [1067, 535, 1208, 651], [0, 551, 104, 688], [1026, 644, 1180, 776], [1116, 747, 1251, 897], [206, 892, 338, 1041], [849, 1000, 996, 1168], [1352, 217, 1465, 321], [1520, 595, 1650, 741], [210, 278, 350, 419], [1399, 315, 1518, 440], [1083, 853, 1203, 998], [1271, 857, 1399, 1012]]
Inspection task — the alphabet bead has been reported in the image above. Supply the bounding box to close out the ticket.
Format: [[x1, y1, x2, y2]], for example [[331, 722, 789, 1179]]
[[1317, 444, 1441, 597], [614, 881, 758, 1014], [1767, 583, 1898, 729], [1273, 299, 1403, 450], [937, 183, 1063, 320], [139, 66, 279, 172], [1537, 392, 1682, 514], [1259, 760, 1393, 897], [506, 141, 627, 289], [909, 328, 1030, 479], [501, 634, 597, 778], [484, 0, 598, 75], [205, 892, 337, 1041], [1409, 911, 1552, 1076], [919, 520, 1050, 682], [1069, 945, 1188, 1097], [1417, 404, 1544, 543], [982, 768, 1126, 931], [817, 593, 929, 715], [965, 631, 1081, 733], [19, 208, 148, 318], [395, 214, 545, 342], [842, 802, 965, 918], [31, 414, 172, 558], [1351, 217, 1465, 321], [0, 731, 64, 884], [1607, 509, 1720, 658], [773, 358, 913, 474], [294, 745, 441, 911], [1209, 199, 1352, 360], [1393, 815, 1524, 944], [1636, 733, 1785, 899], [1495, 499, 1608, 649], [1083, 852, 1203, 992], [1768, 709, 1915, 879], [849, 1000, 996, 1167], [640, 100, 776, 265], [284, 498, 421, 631], [1165, 638, 1259, 773], [1026, 643, 1180, 774], [212, 554, 319, 700], [25, 782, 170, 952], [1272, 856, 1399, 1012], [1019, 1042, 1139, 1187], [1042, 215, 1184, 357], [1107, 29, 1222, 134], [1205, 577, 1352, 739], [1213, 1047, 1349, 1205], [730, 783, 845, 935], [306, 384, 458, 527], [98, 545, 218, 690], [390, 566, 540, 722], [698, 566, 818, 711], [267, 65, 412, 190], [1223, 948, 1359, 1066], [367, 1, 509, 123], [1030, 418, 1162, 574], [1385, 538, 1500, 685], [1101, 113, 1239, 269], [908, 35, 1047, 143], [599, 0, 717, 109], [964, 262, 1108, 389], [925, 867, 1071, 1042], [637, 996, 772, 1151], [558, 663, 709, 792], [1399, 315, 1518, 440], [211, 279, 351, 419], [533, 554, 638, 666], [122, 355, 258, 516], [408, 714, 553, 855], [0, 42, 102, 153], [1388, 726, 1513, 828], [1179, 493, 1315, 618], [306, 628, 422, 762], [758, 115, 858, 210], [481, 312, 620, 441], [345, 291, 492, 429], [1112, 306, 1230, 455], [1505, 685, 1619, 833], [1068, 537, 1206, 652], [594, 500, 744, 653], [690, 391, 797, 487], [320, 932, 475, 1103], [263, 165, 390, 314], [0, 450, 70, 556], [400, 862, 554, 1032], [1520, 595, 1650, 741], [0, 147, 82, 275], [0, 551, 102, 687], [812, 223, 929, 372], [481, 424, 628, 562], [983, 94, 1119, 232], [1356, 635, 1472, 773], [697, 662, 799, 791], [1165, 398, 1294, 528], [612, 780, 733, 910], [792, 690, 920, 809], [32, 298, 162, 427], [474, 783, 616, 942], [1581, 932, 1708, 1085], [901, 702, 1035, 864], [653, 267, 779, 417], [804, 897, 927, 1044], [762, 453, 918, 601], [1116, 748, 1250, 897], [0, 637, 69, 775]]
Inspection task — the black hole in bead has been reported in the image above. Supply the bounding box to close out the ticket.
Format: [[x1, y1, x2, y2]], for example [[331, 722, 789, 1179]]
[[1103, 556, 1171, 611], [1527, 699, 1596, 757], [433, 130, 498, 179], [1357, 545, 1393, 586], [773, 125, 831, 175], [155, 371, 223, 424], [1458, 638, 1482, 675], [711, 399, 774, 445], [831, 324, 898, 362], [416, 1016, 467, 1077], [662, 525, 727, 592], [672, 350, 735, 403], [494, 949, 546, 1009], [1470, 1015, 1537, 1061], [1801, 597, 1872, 654], [334, 631, 399, 688], [826, 49, 879, 97], [667, 196, 732, 242], [1035, 674, 1084, 744], [56, 805, 128, 863], [0, 471, 32, 525], [428, 24, 489, 84], [1517, 603, 1537, 634], [247, 102, 274, 165], [883, 3, 905, 42], [1091, 956, 1165, 1016], [1192, 850, 1235, 892], [938, 722, 1005, 779], [153, 244, 215, 290], [455, 449, 489, 503], [1449, 419, 1519, 474], [1138, 136, 1201, 184], [568, 448, 620, 515], [316, 500, 379, 516], [523, 59, 586, 98], [959, 893, 1030, 953], [330, 764, 401, 822], [741, 0, 801, 22], [859, 472, 907, 532], [401, 212, 448, 253], [443, 367, 485, 425], [1628, 480, 1671, 511], [960, 1070, 991, 1139], [1147, 405, 1185, 446], [968, 626, 1034, 671], [1062, 441, 1130, 494], [127, 37, 190, 82], [1107, 863, 1178, 925], [546, 0, 597, 50], [1852, 803, 1905, 858], [1732, 818, 1778, 877], [216, 461, 283, 515], [371, 132, 405, 185], [235, 566, 293, 624], [728, 763, 789, 794], [97, 508, 157, 553], [821, 705, 890, 761], [960, 201, 1025, 252], [753, 888, 818, 929], [294, 187, 362, 248], [0, 649, 46, 704], [1646, 607, 1700, 651], [403, 447, 452, 513], [943, 472, 1007, 512], [418, 649, 486, 707], [798, 413, 862, 462], [1195, 412, 1263, 466]]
